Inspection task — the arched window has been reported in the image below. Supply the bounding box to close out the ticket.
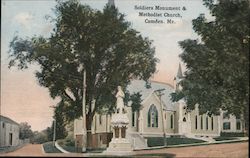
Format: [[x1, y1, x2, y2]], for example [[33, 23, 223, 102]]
[[99, 115, 102, 125], [195, 115, 198, 130], [211, 117, 214, 130], [132, 111, 136, 127], [148, 105, 158, 128], [201, 116, 203, 130], [170, 114, 174, 129], [206, 117, 209, 130]]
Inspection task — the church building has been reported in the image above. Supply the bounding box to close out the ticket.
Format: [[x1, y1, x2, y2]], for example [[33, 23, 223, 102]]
[[74, 64, 245, 149]]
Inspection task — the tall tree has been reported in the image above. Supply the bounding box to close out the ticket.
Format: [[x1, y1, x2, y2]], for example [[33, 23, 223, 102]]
[[8, 0, 157, 135], [171, 0, 249, 134], [53, 101, 67, 140], [19, 122, 34, 139]]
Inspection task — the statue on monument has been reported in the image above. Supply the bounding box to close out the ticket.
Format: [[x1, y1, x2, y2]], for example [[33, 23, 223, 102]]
[[105, 85, 133, 153], [115, 86, 125, 114]]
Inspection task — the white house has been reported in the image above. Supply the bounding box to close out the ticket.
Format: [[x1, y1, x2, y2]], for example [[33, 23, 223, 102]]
[[0, 115, 20, 147]]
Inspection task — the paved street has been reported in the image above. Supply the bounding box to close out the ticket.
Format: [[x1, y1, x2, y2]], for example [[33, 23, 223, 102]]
[[0, 142, 248, 157]]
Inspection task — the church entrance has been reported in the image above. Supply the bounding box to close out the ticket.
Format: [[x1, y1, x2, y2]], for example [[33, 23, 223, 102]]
[[181, 117, 191, 135]]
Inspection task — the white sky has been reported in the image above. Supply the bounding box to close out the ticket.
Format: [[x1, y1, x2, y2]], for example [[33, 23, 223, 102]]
[[1, 0, 211, 131]]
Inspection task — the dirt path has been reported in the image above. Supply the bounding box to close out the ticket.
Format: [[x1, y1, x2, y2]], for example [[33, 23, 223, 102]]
[[135, 142, 249, 157], [0, 142, 248, 157], [0, 144, 45, 157]]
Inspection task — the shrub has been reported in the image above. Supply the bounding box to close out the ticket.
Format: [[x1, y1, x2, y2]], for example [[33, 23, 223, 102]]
[[214, 137, 237, 141]]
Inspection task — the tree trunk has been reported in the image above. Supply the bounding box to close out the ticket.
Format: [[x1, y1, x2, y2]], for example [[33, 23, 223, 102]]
[[86, 113, 94, 149]]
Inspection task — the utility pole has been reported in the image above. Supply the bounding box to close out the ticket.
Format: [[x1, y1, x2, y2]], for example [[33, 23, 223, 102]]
[[82, 68, 87, 152], [154, 88, 167, 146], [49, 105, 56, 147], [53, 119, 56, 147]]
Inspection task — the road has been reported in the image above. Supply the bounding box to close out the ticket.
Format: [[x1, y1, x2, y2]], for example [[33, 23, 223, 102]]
[[0, 144, 45, 157], [0, 142, 248, 157]]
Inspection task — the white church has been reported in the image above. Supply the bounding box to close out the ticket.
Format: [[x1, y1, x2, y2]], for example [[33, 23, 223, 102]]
[[74, 64, 245, 150]]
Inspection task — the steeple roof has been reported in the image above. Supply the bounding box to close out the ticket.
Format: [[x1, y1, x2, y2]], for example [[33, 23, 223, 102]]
[[177, 63, 183, 78], [108, 0, 115, 7]]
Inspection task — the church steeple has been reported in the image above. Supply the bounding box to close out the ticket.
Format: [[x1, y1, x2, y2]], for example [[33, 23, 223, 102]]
[[174, 63, 184, 91], [177, 63, 183, 78], [108, 0, 115, 7]]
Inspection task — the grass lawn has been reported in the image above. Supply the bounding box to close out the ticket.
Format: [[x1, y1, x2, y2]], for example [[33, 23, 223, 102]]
[[43, 142, 62, 153], [147, 137, 205, 147], [57, 139, 76, 153]]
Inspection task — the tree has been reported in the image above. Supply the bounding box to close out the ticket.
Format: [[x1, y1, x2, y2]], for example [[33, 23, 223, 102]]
[[46, 126, 53, 141], [53, 102, 67, 140], [19, 122, 33, 139], [8, 0, 157, 139], [31, 130, 48, 144], [130, 92, 143, 112], [171, 0, 249, 134]]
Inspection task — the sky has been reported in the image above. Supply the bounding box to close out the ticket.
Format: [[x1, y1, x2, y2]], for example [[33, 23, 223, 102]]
[[1, 0, 211, 131]]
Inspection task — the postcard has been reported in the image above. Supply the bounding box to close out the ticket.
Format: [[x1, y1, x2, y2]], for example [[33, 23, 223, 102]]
[[1, 0, 248, 157]]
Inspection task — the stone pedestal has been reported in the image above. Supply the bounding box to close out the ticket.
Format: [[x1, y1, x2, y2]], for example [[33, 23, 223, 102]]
[[105, 86, 133, 154]]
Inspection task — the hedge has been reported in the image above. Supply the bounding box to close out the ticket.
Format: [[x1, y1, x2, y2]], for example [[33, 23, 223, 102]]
[[146, 137, 205, 147], [220, 132, 245, 137]]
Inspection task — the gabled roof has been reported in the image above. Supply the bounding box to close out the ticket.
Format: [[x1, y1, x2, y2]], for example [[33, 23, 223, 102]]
[[126, 80, 175, 111], [0, 115, 20, 126]]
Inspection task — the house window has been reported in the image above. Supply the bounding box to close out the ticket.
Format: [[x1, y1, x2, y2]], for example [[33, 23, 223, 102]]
[[211, 117, 214, 130], [200, 116, 203, 130], [132, 111, 135, 127], [195, 115, 198, 130], [2, 122, 5, 128], [148, 105, 158, 128], [223, 122, 231, 130], [236, 121, 241, 130], [206, 117, 209, 130], [99, 115, 102, 125], [170, 114, 174, 129]]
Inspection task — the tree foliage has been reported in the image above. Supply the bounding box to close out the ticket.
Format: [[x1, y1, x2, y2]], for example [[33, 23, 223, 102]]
[[171, 0, 249, 133], [8, 0, 158, 129], [130, 92, 143, 112], [19, 122, 34, 139], [53, 102, 67, 139]]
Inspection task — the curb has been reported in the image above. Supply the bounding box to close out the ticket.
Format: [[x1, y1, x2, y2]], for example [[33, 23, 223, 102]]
[[55, 141, 70, 153], [41, 144, 46, 154]]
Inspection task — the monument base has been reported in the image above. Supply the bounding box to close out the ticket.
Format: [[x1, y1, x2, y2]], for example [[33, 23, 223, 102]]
[[104, 138, 133, 154]]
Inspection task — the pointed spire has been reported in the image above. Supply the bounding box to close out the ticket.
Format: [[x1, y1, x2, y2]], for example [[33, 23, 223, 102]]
[[108, 0, 115, 7], [177, 63, 183, 78]]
